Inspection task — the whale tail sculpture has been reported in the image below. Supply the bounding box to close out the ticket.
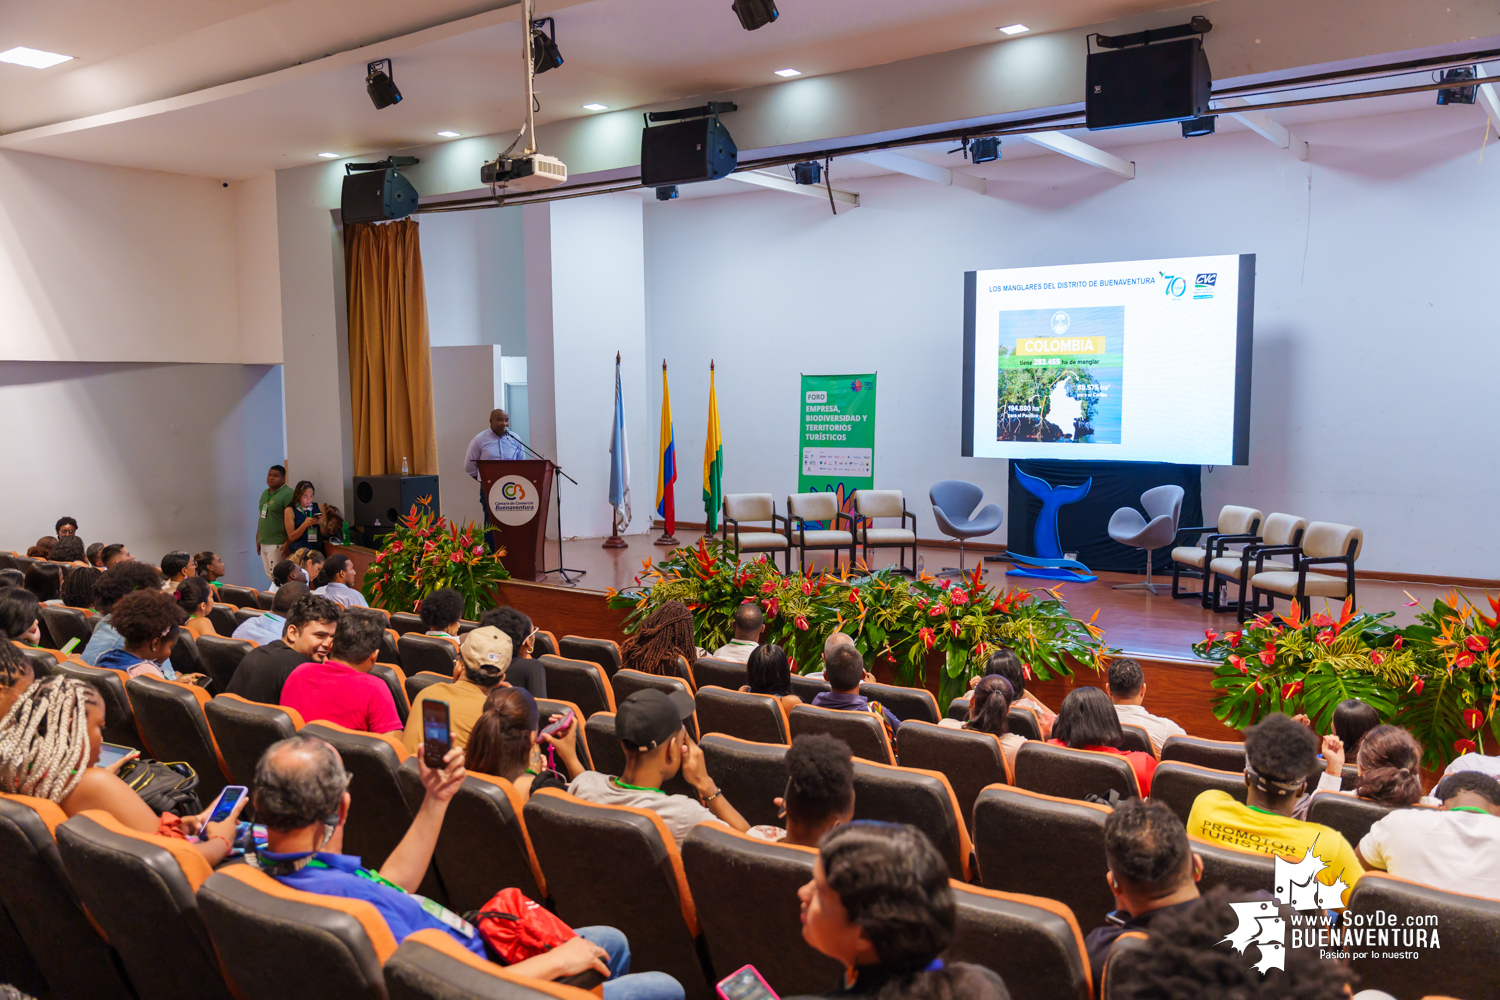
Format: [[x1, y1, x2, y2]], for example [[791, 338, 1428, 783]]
[[1006, 466, 1097, 582]]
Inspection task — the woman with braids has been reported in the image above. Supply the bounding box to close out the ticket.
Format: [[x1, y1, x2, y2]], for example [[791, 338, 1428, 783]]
[[174, 576, 219, 640], [940, 673, 1026, 775], [0, 641, 34, 721], [60, 565, 101, 611], [619, 600, 701, 678], [0, 676, 244, 863], [797, 822, 1009, 998]]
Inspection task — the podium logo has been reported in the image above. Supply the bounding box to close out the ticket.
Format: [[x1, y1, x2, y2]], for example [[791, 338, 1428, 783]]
[[489, 475, 540, 526]]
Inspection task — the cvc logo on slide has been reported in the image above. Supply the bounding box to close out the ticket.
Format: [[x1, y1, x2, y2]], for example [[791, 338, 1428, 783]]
[[488, 475, 540, 526], [1159, 272, 1188, 298]]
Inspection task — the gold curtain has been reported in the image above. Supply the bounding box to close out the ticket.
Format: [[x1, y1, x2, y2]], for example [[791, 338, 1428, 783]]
[[345, 217, 438, 476]]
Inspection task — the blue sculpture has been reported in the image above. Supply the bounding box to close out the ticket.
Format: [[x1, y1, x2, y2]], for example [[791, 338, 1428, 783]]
[[1006, 466, 1097, 583]]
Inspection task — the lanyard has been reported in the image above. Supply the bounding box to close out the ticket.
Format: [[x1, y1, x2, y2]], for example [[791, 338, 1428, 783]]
[[612, 777, 665, 795]]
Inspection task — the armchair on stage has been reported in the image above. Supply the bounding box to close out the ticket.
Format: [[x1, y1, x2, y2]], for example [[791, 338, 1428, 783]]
[[1106, 485, 1184, 596], [721, 494, 792, 574]]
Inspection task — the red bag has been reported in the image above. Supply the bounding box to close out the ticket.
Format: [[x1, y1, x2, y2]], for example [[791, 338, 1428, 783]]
[[469, 888, 577, 964]]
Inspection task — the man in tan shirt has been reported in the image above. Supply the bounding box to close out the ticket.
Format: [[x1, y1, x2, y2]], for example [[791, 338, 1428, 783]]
[[402, 626, 512, 754]]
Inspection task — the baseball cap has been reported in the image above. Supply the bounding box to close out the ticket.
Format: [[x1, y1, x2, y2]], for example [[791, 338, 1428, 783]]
[[460, 626, 513, 682], [616, 688, 696, 752]]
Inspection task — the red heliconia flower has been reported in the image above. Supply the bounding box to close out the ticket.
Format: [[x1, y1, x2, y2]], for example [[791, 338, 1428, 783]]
[[991, 596, 1006, 613], [1315, 629, 1334, 646], [1465, 635, 1489, 651], [918, 627, 936, 650], [1454, 739, 1478, 755], [928, 605, 944, 617], [1409, 676, 1424, 697], [374, 550, 387, 563], [1258, 650, 1276, 667], [1281, 680, 1303, 700], [947, 620, 961, 637], [1456, 652, 1476, 669], [1463, 707, 1484, 731], [950, 588, 969, 606], [938, 578, 952, 590], [1229, 655, 1247, 674], [1392, 636, 1404, 651], [1204, 629, 1218, 642], [1310, 613, 1335, 628], [1369, 651, 1385, 666], [849, 588, 861, 603], [795, 615, 809, 631], [761, 581, 777, 594], [763, 597, 779, 618]]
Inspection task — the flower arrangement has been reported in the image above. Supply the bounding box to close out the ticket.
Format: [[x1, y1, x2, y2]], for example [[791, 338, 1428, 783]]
[[1194, 593, 1499, 768], [363, 506, 510, 620], [607, 537, 1112, 708]]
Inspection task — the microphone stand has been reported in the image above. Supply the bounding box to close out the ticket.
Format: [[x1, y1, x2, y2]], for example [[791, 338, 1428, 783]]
[[505, 433, 585, 585]]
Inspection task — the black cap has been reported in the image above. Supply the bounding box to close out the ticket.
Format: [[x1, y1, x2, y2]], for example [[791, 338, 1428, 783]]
[[616, 688, 695, 752]]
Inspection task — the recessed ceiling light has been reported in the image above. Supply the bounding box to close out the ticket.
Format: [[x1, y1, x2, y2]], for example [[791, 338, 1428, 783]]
[[318, 152, 340, 158], [0, 46, 74, 69], [582, 103, 608, 111], [774, 68, 801, 78], [436, 130, 461, 138], [998, 24, 1030, 35]]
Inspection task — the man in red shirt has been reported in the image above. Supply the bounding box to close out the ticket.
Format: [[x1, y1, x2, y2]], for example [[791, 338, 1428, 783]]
[[281, 607, 401, 734]]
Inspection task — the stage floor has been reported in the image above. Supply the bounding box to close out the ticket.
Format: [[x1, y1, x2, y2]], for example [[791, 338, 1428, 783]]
[[535, 530, 1464, 662]]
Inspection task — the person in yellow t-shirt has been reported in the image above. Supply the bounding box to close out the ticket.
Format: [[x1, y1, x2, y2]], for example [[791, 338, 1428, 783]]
[[1186, 713, 1362, 905], [401, 626, 513, 755]]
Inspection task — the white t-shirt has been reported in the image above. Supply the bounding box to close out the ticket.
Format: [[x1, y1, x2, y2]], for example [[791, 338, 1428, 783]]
[[710, 639, 758, 664], [1113, 702, 1186, 754], [566, 771, 717, 846], [1442, 753, 1500, 781], [1358, 807, 1500, 899]]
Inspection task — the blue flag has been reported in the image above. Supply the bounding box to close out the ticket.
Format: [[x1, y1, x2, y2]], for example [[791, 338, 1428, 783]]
[[609, 356, 631, 533]]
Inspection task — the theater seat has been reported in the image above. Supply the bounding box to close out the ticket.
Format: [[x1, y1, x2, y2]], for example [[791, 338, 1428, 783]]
[[1119, 724, 1154, 757], [55, 656, 141, 749], [378, 628, 402, 666], [1013, 742, 1140, 801], [126, 675, 232, 805], [1190, 835, 1275, 896], [691, 656, 746, 692], [789, 674, 830, 703], [699, 734, 790, 829], [971, 786, 1114, 930], [1306, 791, 1413, 847], [299, 722, 421, 875], [858, 682, 939, 724], [1159, 735, 1245, 771], [1346, 873, 1500, 1000], [950, 882, 1093, 1000], [55, 810, 231, 1000], [371, 661, 412, 725], [524, 788, 711, 999], [173, 627, 205, 675], [681, 825, 842, 997], [398, 633, 460, 678], [0, 794, 136, 1000], [0, 901, 47, 997], [584, 711, 627, 777], [405, 670, 451, 705], [205, 694, 304, 786], [207, 603, 240, 636], [895, 720, 1010, 827], [218, 585, 262, 610], [1098, 930, 1150, 1000], [948, 695, 971, 721], [390, 611, 425, 636], [788, 703, 894, 765], [694, 686, 788, 744], [198, 864, 395, 1000], [232, 607, 261, 630], [40, 605, 93, 652], [196, 634, 256, 690], [532, 631, 559, 658], [12, 640, 58, 679], [1006, 705, 1044, 741], [560, 635, 623, 681], [386, 928, 600, 1000], [1149, 761, 1246, 824], [540, 653, 615, 718], [612, 669, 698, 738], [852, 758, 972, 881]]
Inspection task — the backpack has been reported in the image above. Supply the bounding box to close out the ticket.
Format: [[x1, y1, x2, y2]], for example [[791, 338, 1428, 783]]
[[117, 758, 203, 816], [464, 888, 576, 965]]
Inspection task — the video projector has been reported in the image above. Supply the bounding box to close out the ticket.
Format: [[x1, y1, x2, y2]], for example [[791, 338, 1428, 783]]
[[480, 152, 567, 191]]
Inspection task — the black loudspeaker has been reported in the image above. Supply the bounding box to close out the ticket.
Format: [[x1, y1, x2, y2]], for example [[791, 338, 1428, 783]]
[[1086, 37, 1211, 130], [340, 168, 419, 224], [351, 475, 439, 527], [641, 117, 738, 186]]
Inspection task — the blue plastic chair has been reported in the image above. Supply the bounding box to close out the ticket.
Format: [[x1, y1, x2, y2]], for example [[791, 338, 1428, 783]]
[[929, 480, 1003, 578]]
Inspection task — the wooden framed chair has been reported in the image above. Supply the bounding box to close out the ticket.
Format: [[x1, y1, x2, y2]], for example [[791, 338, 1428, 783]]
[[787, 492, 855, 571], [1206, 512, 1306, 617], [721, 493, 792, 573], [1169, 505, 1262, 605], [1249, 522, 1363, 618], [851, 490, 916, 573]]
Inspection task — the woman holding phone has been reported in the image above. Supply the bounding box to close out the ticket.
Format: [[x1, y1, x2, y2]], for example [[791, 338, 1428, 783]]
[[285, 480, 326, 556], [466, 688, 584, 796]]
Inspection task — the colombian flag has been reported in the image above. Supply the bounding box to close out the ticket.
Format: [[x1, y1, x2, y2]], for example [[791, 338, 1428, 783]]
[[703, 361, 723, 533], [656, 361, 676, 535]]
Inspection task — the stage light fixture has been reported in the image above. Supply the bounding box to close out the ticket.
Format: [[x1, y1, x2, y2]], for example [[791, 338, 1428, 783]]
[[733, 0, 779, 31], [774, 68, 801, 77], [792, 161, 821, 185], [366, 59, 402, 109], [999, 24, 1030, 35], [1181, 115, 1215, 137], [656, 186, 679, 201], [531, 17, 564, 74], [0, 46, 73, 68], [1436, 66, 1477, 105], [970, 137, 1001, 163], [583, 103, 609, 111]]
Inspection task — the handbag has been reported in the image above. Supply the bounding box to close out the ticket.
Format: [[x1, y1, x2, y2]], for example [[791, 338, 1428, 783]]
[[116, 758, 203, 816]]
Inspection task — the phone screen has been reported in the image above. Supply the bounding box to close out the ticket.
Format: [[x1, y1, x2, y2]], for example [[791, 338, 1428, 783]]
[[717, 967, 779, 1000], [95, 743, 137, 768], [539, 709, 574, 739], [206, 785, 248, 825], [422, 700, 452, 768]]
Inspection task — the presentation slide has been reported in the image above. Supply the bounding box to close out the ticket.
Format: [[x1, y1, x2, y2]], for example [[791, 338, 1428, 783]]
[[962, 254, 1253, 465]]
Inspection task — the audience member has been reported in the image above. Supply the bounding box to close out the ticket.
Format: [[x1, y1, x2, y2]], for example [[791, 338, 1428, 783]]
[[711, 602, 764, 663], [1048, 687, 1158, 795], [233, 583, 310, 646], [251, 736, 684, 1000], [59, 565, 100, 610], [281, 607, 401, 733], [568, 688, 749, 844], [1331, 698, 1381, 759], [811, 643, 901, 740], [1084, 799, 1203, 984], [749, 734, 855, 847], [54, 517, 78, 538], [975, 647, 1056, 739], [1186, 713, 1362, 904], [465, 687, 585, 796], [48, 536, 86, 565], [402, 625, 512, 754], [23, 562, 64, 606], [160, 550, 195, 588], [96, 589, 205, 683], [26, 537, 56, 559], [1441, 748, 1500, 782], [1297, 724, 1423, 819], [81, 561, 169, 667], [194, 550, 225, 585], [740, 642, 801, 716], [0, 641, 34, 720], [227, 594, 341, 704], [419, 587, 465, 639], [811, 631, 871, 681], [1357, 771, 1500, 898], [284, 480, 326, 555], [798, 822, 1009, 999], [266, 559, 302, 593], [940, 674, 1025, 774], [175, 576, 219, 639], [100, 543, 133, 568], [1107, 658, 1185, 754], [291, 547, 325, 585], [620, 599, 699, 677], [479, 605, 547, 697], [0, 588, 43, 646], [0, 569, 23, 589], [257, 464, 294, 577], [86, 542, 106, 569], [312, 554, 368, 608], [0, 676, 244, 863]]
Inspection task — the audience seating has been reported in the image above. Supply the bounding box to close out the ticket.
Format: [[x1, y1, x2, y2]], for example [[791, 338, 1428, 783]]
[[1306, 791, 1412, 847], [256, 590, 275, 610], [691, 656, 746, 692], [852, 758, 972, 881], [852, 489, 917, 573], [371, 661, 412, 725], [1170, 505, 1262, 604], [385, 929, 600, 1000], [788, 673, 831, 703], [698, 734, 791, 829], [720, 493, 793, 574], [1013, 742, 1140, 801], [55, 656, 141, 749], [404, 670, 450, 704], [198, 864, 395, 1000], [694, 686, 789, 744], [949, 882, 1093, 1000], [612, 669, 698, 738], [584, 711, 627, 777], [1207, 512, 1307, 616], [947, 695, 970, 721], [539, 653, 615, 718], [0, 902, 47, 998], [205, 694, 305, 786], [378, 628, 402, 666], [207, 603, 240, 635], [972, 786, 1114, 929], [1007, 705, 1044, 741], [40, 605, 93, 652], [532, 631, 559, 658], [232, 607, 261, 629], [218, 584, 262, 610], [1345, 873, 1500, 1000], [0, 794, 137, 1000], [787, 492, 855, 571], [55, 810, 232, 1000], [895, 720, 1011, 825], [536, 697, 593, 771], [172, 627, 204, 675], [1159, 734, 1245, 771], [788, 703, 894, 765], [298, 722, 423, 878], [389, 611, 425, 636], [1098, 930, 1150, 1000], [14, 641, 60, 679], [1249, 521, 1363, 616], [560, 634, 623, 680], [681, 825, 843, 997], [195, 634, 256, 690], [126, 675, 232, 804], [398, 632, 460, 677], [524, 788, 711, 999], [1189, 835, 1275, 896], [1149, 761, 1246, 824], [1118, 724, 1153, 756], [858, 681, 939, 724]]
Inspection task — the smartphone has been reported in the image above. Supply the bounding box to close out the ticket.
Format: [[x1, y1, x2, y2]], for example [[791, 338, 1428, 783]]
[[539, 708, 575, 740], [717, 965, 780, 1000], [422, 699, 452, 769], [95, 743, 140, 768], [204, 785, 248, 826]]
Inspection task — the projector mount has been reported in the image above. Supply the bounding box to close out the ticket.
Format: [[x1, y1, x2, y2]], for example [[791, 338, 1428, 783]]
[[1091, 15, 1211, 51]]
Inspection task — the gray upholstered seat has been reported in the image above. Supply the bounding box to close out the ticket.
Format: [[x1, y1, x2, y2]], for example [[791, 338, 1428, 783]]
[[1106, 484, 1184, 596], [853, 490, 916, 573], [929, 480, 1002, 578], [721, 494, 791, 573], [787, 492, 854, 570], [1250, 521, 1363, 612]]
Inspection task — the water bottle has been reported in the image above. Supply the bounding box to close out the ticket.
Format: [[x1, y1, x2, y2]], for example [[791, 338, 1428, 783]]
[[401, 456, 409, 475]]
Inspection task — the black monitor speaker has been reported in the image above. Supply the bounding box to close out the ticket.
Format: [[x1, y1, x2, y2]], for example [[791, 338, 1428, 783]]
[[351, 475, 439, 528], [341, 167, 419, 224], [641, 117, 738, 187], [1086, 37, 1211, 130]]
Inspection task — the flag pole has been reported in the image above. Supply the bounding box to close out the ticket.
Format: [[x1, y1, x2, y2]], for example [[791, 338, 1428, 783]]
[[604, 350, 629, 549]]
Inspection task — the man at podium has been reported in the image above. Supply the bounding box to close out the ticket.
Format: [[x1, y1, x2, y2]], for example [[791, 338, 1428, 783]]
[[466, 408, 527, 548]]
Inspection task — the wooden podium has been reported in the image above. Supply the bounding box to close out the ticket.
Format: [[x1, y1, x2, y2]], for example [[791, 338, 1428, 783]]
[[478, 459, 554, 581]]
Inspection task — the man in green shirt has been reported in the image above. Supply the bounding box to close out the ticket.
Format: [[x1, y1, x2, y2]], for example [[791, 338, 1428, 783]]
[[257, 464, 295, 579]]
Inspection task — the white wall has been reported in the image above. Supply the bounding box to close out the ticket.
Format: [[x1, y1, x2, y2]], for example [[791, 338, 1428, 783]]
[[421, 207, 527, 352], [431, 345, 505, 526], [234, 173, 284, 364], [642, 105, 1500, 578]]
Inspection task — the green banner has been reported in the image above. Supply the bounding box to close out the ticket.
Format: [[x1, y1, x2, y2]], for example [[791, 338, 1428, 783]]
[[798, 374, 877, 515]]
